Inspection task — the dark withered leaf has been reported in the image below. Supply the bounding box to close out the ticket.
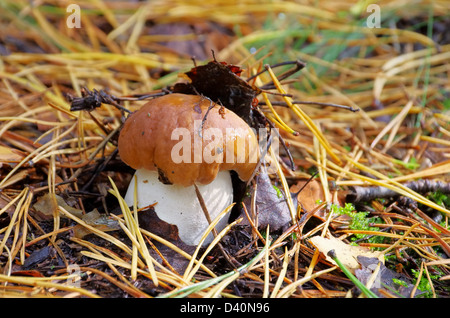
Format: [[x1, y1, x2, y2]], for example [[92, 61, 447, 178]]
[[138, 207, 196, 273], [23, 246, 52, 269], [355, 256, 421, 298], [239, 171, 292, 231], [171, 59, 260, 125], [69, 87, 104, 112]]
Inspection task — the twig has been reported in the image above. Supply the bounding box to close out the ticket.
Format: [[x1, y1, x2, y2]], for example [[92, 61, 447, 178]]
[[347, 179, 450, 203], [259, 100, 359, 112], [69, 86, 132, 114]]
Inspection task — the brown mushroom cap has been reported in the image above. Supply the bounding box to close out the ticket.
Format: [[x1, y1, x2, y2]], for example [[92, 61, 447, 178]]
[[118, 93, 259, 187]]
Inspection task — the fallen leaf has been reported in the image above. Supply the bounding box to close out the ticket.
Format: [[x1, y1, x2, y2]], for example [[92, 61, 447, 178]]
[[0, 169, 29, 189], [23, 246, 52, 269], [73, 209, 120, 239], [309, 235, 384, 272], [138, 207, 181, 241], [172, 56, 259, 125], [33, 193, 84, 220], [138, 207, 197, 273], [239, 172, 292, 231], [355, 256, 419, 298], [290, 179, 326, 216], [0, 145, 25, 163]]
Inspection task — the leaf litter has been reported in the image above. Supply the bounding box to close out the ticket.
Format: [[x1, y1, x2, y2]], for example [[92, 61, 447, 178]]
[[0, 0, 449, 298]]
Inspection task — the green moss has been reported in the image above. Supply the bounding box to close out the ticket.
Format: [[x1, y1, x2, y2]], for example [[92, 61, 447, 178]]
[[411, 269, 441, 298], [428, 190, 450, 208], [331, 203, 382, 243], [393, 157, 420, 170], [272, 185, 283, 199], [392, 278, 409, 288]]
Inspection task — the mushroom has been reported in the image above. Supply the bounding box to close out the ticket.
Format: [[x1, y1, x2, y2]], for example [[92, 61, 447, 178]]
[[118, 93, 259, 246]]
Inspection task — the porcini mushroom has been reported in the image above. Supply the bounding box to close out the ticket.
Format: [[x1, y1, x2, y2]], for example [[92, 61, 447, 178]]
[[118, 93, 259, 246]]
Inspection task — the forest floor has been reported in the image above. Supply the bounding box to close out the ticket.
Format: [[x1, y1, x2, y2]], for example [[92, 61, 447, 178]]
[[0, 0, 449, 299]]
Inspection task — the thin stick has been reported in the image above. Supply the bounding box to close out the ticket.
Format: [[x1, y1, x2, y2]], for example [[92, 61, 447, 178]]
[[259, 100, 359, 112]]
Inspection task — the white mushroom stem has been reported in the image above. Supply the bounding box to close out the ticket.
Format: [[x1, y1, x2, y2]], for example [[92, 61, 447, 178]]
[[124, 169, 233, 246]]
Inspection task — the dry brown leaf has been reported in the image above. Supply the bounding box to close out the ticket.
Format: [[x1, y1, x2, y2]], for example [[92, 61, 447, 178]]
[[0, 145, 26, 163], [289, 179, 325, 217], [309, 235, 384, 272], [33, 193, 84, 220], [290, 179, 326, 215], [73, 209, 120, 239]]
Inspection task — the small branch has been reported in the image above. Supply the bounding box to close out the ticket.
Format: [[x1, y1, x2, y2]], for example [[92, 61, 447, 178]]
[[259, 100, 359, 112], [69, 87, 132, 113], [347, 180, 450, 203]]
